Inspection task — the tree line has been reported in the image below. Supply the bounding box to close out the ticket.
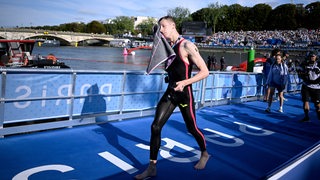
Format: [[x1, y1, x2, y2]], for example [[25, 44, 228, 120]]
[[28, 2, 320, 36]]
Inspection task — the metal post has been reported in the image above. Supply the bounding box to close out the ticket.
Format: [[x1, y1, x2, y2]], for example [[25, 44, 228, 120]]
[[247, 47, 255, 72], [68, 72, 77, 122], [0, 71, 7, 138]]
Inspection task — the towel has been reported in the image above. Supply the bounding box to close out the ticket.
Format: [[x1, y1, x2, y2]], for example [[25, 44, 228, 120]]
[[146, 24, 176, 74]]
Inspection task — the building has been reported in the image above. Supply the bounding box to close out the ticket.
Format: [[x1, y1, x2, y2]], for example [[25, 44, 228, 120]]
[[133, 16, 157, 30], [181, 21, 212, 43]]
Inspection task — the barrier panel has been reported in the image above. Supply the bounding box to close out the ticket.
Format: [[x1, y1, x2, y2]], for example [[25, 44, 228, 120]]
[[203, 72, 264, 106], [287, 73, 302, 92], [3, 71, 73, 122], [0, 68, 301, 136]]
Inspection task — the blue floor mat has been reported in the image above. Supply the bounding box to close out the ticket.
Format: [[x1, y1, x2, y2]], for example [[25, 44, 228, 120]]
[[1, 94, 319, 180]]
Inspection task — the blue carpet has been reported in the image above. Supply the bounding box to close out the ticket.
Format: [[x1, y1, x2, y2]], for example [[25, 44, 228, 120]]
[[0, 94, 319, 180]]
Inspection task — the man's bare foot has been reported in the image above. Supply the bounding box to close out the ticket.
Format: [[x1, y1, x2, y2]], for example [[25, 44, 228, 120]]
[[134, 162, 157, 179], [194, 151, 210, 170]]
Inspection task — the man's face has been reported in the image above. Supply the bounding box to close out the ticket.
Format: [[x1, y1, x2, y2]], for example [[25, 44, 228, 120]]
[[159, 19, 174, 39], [310, 55, 317, 61]]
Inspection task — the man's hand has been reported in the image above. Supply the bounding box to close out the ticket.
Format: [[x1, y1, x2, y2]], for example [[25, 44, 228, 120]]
[[174, 81, 185, 92]]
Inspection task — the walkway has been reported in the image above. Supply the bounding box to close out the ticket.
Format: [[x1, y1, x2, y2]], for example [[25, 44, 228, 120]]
[[1, 94, 319, 180]]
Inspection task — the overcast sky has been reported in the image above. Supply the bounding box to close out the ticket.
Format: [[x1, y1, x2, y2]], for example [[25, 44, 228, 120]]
[[0, 0, 317, 27]]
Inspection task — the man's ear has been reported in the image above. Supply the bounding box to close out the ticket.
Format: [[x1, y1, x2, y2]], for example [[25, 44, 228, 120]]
[[172, 22, 176, 29]]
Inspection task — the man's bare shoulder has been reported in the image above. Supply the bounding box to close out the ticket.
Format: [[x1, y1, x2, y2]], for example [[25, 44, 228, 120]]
[[182, 40, 198, 53], [182, 40, 195, 48]]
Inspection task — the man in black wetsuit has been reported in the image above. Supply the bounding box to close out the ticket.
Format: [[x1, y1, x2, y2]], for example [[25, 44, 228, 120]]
[[135, 16, 210, 179]]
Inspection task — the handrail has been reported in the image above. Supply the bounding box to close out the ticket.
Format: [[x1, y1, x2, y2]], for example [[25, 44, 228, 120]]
[[0, 68, 301, 136]]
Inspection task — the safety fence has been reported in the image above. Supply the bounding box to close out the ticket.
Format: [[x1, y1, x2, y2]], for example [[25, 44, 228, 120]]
[[0, 68, 301, 136]]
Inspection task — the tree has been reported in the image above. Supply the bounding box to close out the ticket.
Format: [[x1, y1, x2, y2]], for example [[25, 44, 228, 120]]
[[295, 4, 306, 29], [167, 6, 192, 33], [305, 2, 320, 29], [60, 22, 86, 33], [225, 4, 249, 31], [266, 4, 298, 30], [190, 8, 208, 24], [112, 16, 134, 35], [87, 21, 106, 34], [207, 2, 225, 33], [250, 4, 272, 30], [135, 18, 157, 36], [104, 23, 116, 35]]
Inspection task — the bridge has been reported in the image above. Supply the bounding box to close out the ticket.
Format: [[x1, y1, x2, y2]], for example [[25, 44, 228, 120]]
[[0, 28, 115, 46]]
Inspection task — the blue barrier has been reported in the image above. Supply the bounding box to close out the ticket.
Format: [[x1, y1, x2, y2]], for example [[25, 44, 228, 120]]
[[0, 68, 301, 136]]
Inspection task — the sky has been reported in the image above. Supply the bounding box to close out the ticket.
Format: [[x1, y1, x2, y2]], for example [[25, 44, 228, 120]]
[[0, 0, 318, 27]]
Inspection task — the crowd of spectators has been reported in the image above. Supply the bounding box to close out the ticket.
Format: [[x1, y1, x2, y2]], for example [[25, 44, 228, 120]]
[[202, 29, 320, 49]]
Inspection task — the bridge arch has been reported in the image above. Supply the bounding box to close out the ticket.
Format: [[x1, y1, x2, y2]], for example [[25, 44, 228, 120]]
[[77, 38, 110, 46], [25, 35, 71, 46]]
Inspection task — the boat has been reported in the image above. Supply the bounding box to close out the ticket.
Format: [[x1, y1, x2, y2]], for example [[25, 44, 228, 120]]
[[130, 40, 152, 48], [0, 39, 35, 67], [231, 57, 267, 73], [38, 39, 60, 47], [0, 39, 69, 68], [109, 39, 131, 47]]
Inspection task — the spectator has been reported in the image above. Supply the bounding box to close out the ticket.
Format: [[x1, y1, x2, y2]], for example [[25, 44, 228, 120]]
[[265, 51, 289, 113], [282, 51, 289, 64], [263, 49, 280, 101], [220, 56, 225, 71], [211, 54, 217, 70], [207, 55, 212, 70], [205, 29, 319, 49]]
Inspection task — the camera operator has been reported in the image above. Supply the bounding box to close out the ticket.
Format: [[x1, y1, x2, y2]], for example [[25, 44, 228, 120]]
[[297, 52, 320, 122]]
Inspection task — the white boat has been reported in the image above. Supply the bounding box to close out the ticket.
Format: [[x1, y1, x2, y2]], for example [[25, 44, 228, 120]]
[[38, 39, 60, 47], [0, 39, 69, 68]]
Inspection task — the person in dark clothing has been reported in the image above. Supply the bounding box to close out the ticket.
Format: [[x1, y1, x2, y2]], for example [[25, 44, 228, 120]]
[[134, 16, 210, 180], [282, 50, 289, 64], [207, 55, 212, 70], [220, 56, 225, 71], [297, 52, 320, 122], [211, 54, 217, 70]]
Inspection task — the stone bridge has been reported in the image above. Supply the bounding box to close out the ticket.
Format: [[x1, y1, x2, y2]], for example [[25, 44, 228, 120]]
[[0, 28, 115, 46]]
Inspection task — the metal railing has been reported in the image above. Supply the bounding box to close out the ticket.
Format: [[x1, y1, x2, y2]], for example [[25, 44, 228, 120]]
[[0, 68, 301, 136]]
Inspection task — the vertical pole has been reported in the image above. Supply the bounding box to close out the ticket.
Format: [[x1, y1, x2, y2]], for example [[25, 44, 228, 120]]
[[0, 72, 7, 138], [247, 47, 255, 72], [68, 72, 77, 123]]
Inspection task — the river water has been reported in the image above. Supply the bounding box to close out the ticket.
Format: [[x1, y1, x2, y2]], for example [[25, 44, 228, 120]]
[[32, 46, 151, 71], [32, 46, 262, 71]]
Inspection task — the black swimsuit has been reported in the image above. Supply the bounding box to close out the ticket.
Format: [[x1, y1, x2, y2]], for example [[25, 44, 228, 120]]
[[149, 39, 207, 160]]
